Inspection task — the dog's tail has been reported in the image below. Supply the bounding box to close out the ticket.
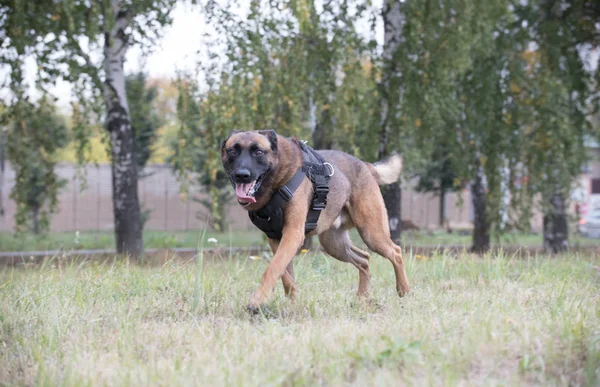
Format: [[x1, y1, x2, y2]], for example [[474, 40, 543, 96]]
[[370, 153, 403, 185]]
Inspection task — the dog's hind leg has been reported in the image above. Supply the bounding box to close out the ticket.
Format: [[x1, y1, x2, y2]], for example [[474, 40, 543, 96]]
[[267, 238, 296, 299], [318, 229, 371, 296], [350, 196, 410, 297]]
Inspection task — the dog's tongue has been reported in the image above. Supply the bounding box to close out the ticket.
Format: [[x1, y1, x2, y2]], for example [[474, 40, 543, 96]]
[[235, 183, 257, 203]]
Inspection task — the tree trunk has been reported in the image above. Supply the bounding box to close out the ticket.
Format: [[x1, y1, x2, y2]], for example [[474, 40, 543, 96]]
[[379, 0, 406, 157], [543, 192, 568, 253], [312, 115, 333, 150], [379, 0, 406, 245], [470, 161, 490, 254], [383, 184, 402, 244], [103, 3, 143, 258], [31, 204, 39, 235]]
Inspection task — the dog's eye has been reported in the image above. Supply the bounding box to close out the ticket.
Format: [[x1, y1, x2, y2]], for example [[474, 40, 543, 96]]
[[255, 149, 264, 156], [227, 148, 238, 157]]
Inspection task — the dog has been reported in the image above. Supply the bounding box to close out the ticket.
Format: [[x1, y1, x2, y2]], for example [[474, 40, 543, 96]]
[[221, 130, 410, 312]]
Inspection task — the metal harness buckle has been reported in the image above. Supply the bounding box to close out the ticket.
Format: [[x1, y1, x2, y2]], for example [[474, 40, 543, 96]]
[[312, 185, 329, 211]]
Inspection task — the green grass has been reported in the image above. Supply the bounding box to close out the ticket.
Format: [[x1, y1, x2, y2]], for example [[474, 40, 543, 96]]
[[1, 229, 597, 252], [1, 252, 598, 385], [0, 230, 266, 252]]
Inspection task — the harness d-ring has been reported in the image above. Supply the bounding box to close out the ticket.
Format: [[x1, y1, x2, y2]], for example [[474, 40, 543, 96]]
[[323, 162, 335, 177]]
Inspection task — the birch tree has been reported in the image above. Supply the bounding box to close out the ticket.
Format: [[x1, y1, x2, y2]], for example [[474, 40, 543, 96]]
[[1, 0, 178, 257], [378, 0, 406, 244]]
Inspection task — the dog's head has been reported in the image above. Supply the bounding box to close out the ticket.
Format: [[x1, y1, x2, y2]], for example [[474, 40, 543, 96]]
[[221, 130, 279, 207]]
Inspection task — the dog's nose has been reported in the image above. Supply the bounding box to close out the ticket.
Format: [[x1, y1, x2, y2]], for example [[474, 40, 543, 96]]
[[234, 169, 252, 183]]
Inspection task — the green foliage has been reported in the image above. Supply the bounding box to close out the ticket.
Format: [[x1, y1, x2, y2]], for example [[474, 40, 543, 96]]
[[0, 0, 177, 88], [1, 0, 596, 249], [415, 143, 461, 195], [166, 0, 597, 247], [126, 72, 164, 173], [202, 0, 380, 154], [1, 0, 180, 255], [169, 77, 234, 231], [173, 0, 382, 229], [6, 96, 69, 234], [401, 0, 597, 245], [515, 0, 595, 215], [126, 72, 165, 227]]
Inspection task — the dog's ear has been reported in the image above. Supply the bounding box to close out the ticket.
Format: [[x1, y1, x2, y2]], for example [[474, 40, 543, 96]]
[[258, 130, 278, 152], [221, 130, 241, 152]]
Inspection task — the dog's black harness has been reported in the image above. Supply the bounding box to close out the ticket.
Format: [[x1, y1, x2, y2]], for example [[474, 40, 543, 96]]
[[248, 141, 332, 240]]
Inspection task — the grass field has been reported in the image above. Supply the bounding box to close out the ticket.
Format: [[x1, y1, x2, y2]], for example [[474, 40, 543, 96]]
[[1, 229, 597, 252], [0, 230, 266, 252], [1, 251, 599, 386]]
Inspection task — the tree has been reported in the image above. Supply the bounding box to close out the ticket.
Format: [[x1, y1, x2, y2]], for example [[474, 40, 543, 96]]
[[173, 0, 379, 235], [452, 2, 532, 253], [508, 0, 598, 252], [440, 0, 598, 253], [377, 0, 498, 246], [6, 96, 69, 234], [377, 0, 406, 244], [1, 0, 179, 257], [126, 72, 164, 228], [537, 0, 597, 253], [171, 76, 234, 232], [126, 72, 163, 176], [379, 0, 531, 253]]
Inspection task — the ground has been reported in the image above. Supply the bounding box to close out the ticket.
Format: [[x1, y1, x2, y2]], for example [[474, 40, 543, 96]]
[[1, 251, 598, 386]]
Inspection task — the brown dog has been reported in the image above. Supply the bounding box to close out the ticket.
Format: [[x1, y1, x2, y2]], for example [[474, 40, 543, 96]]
[[221, 130, 410, 312]]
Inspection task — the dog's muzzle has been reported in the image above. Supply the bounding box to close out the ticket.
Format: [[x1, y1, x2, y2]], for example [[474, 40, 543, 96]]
[[232, 172, 267, 205]]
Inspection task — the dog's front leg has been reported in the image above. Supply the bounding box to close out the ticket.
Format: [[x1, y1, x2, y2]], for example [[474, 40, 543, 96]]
[[248, 229, 304, 312], [248, 198, 309, 312], [267, 238, 297, 299]]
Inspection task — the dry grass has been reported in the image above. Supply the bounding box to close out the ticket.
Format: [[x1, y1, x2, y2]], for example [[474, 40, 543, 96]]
[[0, 250, 599, 386]]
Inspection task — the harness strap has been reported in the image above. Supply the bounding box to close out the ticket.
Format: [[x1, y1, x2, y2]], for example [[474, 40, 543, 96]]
[[248, 168, 305, 240], [248, 140, 331, 240], [299, 142, 331, 234]]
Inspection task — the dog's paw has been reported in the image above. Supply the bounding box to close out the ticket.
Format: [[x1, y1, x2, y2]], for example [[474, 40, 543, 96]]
[[397, 283, 410, 297], [246, 304, 261, 315], [246, 303, 278, 318]]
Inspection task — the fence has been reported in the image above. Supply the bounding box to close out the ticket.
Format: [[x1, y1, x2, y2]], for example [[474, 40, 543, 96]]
[[0, 163, 480, 233]]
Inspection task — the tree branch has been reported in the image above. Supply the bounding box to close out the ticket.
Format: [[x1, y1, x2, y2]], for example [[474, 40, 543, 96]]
[[69, 37, 103, 91]]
